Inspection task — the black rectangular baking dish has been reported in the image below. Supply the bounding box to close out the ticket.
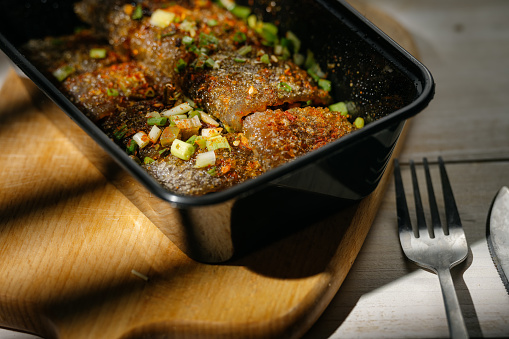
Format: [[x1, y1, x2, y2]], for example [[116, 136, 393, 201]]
[[0, 0, 434, 262]]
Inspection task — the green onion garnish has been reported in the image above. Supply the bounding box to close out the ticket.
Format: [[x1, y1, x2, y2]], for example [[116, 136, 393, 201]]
[[329, 101, 348, 116], [206, 136, 231, 152], [234, 58, 247, 63], [182, 36, 194, 46], [89, 48, 107, 59], [286, 31, 301, 53], [278, 82, 292, 92], [260, 54, 270, 64], [205, 57, 216, 68], [354, 117, 365, 129], [144, 157, 155, 164], [52, 65, 75, 82], [186, 135, 198, 145], [318, 79, 331, 92], [171, 139, 196, 160], [207, 166, 217, 176], [132, 5, 143, 20], [114, 124, 128, 140], [207, 19, 218, 27], [107, 88, 119, 96], [260, 22, 278, 45], [188, 110, 201, 119], [175, 58, 188, 73], [233, 31, 247, 43], [147, 117, 168, 126], [231, 5, 251, 19], [126, 139, 137, 155], [237, 45, 252, 56], [199, 32, 219, 49]]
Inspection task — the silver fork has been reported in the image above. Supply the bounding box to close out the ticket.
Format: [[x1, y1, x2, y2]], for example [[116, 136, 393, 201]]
[[394, 157, 469, 339]]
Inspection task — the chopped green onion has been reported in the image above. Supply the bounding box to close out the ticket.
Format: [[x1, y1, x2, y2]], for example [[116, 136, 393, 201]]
[[201, 128, 222, 138], [354, 117, 365, 129], [231, 5, 251, 19], [207, 166, 217, 176], [278, 82, 292, 92], [194, 136, 207, 149], [237, 45, 252, 56], [89, 48, 107, 59], [158, 148, 169, 156], [114, 124, 128, 140], [133, 131, 150, 148], [174, 115, 202, 130], [329, 102, 348, 116], [293, 53, 305, 66], [285, 31, 301, 53], [144, 157, 155, 164], [148, 125, 162, 142], [52, 65, 75, 82], [234, 58, 247, 63], [199, 111, 220, 126], [219, 0, 236, 11], [207, 19, 218, 27], [188, 110, 201, 119], [247, 14, 257, 29], [146, 111, 160, 118], [233, 31, 247, 43], [206, 136, 231, 152], [126, 139, 137, 154], [147, 116, 168, 126], [175, 58, 188, 73], [161, 102, 194, 116], [194, 151, 216, 168], [260, 54, 270, 64], [318, 79, 331, 92], [186, 135, 198, 145], [171, 139, 196, 160], [199, 32, 219, 49], [205, 57, 216, 68], [107, 88, 119, 96], [132, 5, 143, 20], [259, 22, 278, 45], [144, 88, 155, 97], [182, 36, 194, 46], [150, 9, 176, 28]]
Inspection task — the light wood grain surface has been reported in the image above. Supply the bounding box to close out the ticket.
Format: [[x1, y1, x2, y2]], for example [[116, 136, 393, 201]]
[[1, 0, 509, 338]]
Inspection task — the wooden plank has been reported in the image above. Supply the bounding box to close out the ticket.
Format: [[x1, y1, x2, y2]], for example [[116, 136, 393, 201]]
[[358, 0, 509, 164], [0, 3, 418, 338]]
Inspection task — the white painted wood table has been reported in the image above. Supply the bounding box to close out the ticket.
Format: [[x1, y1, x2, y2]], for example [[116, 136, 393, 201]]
[[1, 0, 508, 338], [304, 0, 509, 337]]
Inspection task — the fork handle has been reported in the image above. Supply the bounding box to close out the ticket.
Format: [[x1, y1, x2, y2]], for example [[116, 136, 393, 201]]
[[437, 267, 469, 338]]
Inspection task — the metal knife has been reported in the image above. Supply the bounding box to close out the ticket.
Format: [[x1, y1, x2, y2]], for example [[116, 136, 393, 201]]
[[487, 186, 509, 293]]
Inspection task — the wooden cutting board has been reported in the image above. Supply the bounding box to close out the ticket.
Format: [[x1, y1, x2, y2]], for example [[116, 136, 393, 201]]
[[0, 3, 418, 338]]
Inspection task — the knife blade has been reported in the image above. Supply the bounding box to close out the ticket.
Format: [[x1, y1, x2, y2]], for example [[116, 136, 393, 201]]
[[487, 186, 509, 294]]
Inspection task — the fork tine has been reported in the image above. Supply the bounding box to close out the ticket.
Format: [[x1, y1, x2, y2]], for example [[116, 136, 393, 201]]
[[438, 157, 462, 234], [423, 158, 438, 238], [410, 160, 428, 238], [394, 159, 414, 236]]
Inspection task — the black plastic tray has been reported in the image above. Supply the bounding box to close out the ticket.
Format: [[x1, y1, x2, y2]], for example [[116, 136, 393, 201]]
[[0, 0, 434, 262]]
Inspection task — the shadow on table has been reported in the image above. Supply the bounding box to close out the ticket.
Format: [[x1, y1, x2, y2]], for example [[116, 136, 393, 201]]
[[301, 197, 482, 339]]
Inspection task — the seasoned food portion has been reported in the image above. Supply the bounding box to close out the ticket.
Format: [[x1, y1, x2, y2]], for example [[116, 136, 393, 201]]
[[144, 133, 265, 195], [62, 62, 158, 121], [74, 0, 331, 131], [183, 52, 331, 132], [243, 107, 356, 170], [22, 29, 130, 79], [21, 0, 363, 196]]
